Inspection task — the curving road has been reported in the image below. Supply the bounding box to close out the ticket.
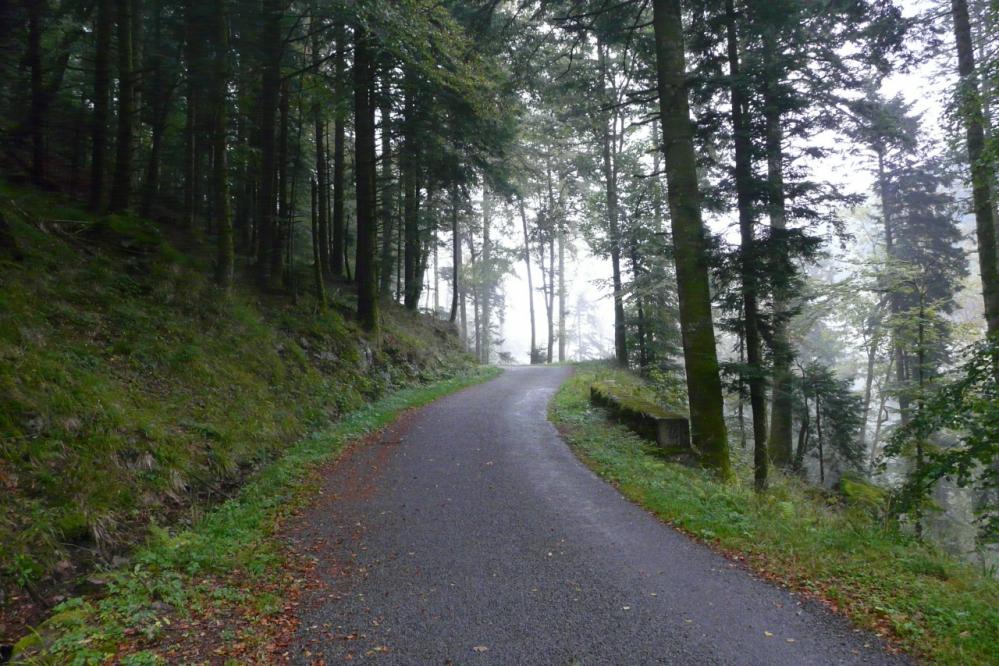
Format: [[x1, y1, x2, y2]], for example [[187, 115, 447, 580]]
[[289, 367, 906, 665]]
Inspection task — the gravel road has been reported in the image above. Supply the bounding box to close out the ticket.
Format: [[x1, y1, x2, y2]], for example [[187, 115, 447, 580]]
[[289, 366, 906, 665]]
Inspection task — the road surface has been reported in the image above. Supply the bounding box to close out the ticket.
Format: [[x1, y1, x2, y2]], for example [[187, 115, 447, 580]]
[[289, 366, 905, 665]]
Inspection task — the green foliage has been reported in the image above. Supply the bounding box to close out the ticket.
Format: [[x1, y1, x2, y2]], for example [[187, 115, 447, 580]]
[[885, 338, 999, 541], [552, 365, 999, 665], [795, 361, 866, 475], [0, 181, 476, 603]]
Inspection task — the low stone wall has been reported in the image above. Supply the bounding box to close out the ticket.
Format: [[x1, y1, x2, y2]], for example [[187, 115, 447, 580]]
[[589, 381, 690, 451]]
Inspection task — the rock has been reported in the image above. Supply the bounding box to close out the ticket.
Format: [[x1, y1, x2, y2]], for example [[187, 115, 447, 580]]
[[590, 381, 690, 450]]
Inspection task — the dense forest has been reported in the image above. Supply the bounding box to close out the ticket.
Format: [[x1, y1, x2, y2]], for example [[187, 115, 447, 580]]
[[1, 0, 998, 661]]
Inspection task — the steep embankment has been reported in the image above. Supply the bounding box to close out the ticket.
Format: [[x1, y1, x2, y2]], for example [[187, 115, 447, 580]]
[[0, 181, 473, 642]]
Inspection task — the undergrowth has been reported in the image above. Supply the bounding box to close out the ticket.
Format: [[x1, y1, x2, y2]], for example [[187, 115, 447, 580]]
[[550, 363, 999, 666], [0, 179, 475, 641]]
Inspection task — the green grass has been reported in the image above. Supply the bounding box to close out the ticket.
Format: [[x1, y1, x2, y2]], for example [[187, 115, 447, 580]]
[[12, 366, 500, 662], [0, 179, 476, 630], [550, 364, 999, 665]]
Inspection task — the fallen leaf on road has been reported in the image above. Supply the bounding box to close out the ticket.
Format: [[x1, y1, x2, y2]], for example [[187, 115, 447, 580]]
[[472, 645, 489, 653], [764, 631, 774, 637]]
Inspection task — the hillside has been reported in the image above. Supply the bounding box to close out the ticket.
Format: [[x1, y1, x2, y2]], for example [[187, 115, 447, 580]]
[[0, 181, 473, 642]]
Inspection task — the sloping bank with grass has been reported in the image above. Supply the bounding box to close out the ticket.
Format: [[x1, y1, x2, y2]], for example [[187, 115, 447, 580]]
[[550, 364, 999, 666], [0, 181, 490, 659]]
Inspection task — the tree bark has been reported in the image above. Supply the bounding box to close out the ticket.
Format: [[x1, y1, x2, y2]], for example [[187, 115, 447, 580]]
[[331, 20, 346, 278], [519, 196, 538, 364], [27, 0, 45, 184], [951, 0, 999, 338], [255, 0, 283, 287], [816, 393, 825, 484], [859, 337, 876, 454], [140, 0, 168, 217], [182, 0, 200, 227], [90, 0, 113, 210], [353, 22, 379, 331], [109, 0, 135, 212], [598, 41, 628, 367], [726, 0, 768, 490], [312, 7, 331, 280], [794, 393, 810, 472], [378, 70, 396, 297], [558, 214, 566, 364], [875, 146, 912, 424], [544, 234, 555, 364], [212, 0, 232, 288], [273, 79, 289, 282], [652, 0, 731, 476], [482, 189, 493, 362], [449, 185, 462, 325], [761, 28, 794, 470], [402, 98, 422, 310], [311, 178, 326, 306]]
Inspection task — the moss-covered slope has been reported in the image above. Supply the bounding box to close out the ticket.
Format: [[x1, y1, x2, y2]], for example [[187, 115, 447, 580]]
[[0, 181, 472, 626]]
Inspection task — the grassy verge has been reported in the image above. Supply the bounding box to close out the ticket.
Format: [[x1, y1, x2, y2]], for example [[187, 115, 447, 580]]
[[1, 178, 475, 639], [550, 364, 999, 666], [12, 365, 500, 663]]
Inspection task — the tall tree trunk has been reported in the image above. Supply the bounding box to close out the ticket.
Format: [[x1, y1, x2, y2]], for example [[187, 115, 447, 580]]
[[794, 393, 810, 472], [396, 181, 404, 301], [182, 0, 200, 227], [543, 235, 555, 364], [379, 73, 396, 297], [212, 0, 232, 288], [255, 0, 282, 287], [519, 197, 538, 364], [402, 106, 422, 310], [433, 217, 440, 314], [469, 234, 480, 358], [70, 91, 85, 193], [652, 0, 731, 476], [312, 8, 331, 280], [482, 189, 493, 362], [449, 185, 461, 325], [558, 216, 566, 364], [726, 0, 768, 490], [132, 0, 143, 122], [353, 22, 379, 332], [762, 30, 794, 470], [868, 355, 894, 474], [875, 146, 912, 424], [816, 393, 825, 484], [598, 41, 628, 367], [331, 21, 346, 278], [311, 178, 326, 306], [629, 241, 649, 370], [140, 0, 166, 217], [273, 79, 289, 282], [109, 0, 135, 212], [858, 319, 882, 458], [90, 0, 113, 210], [288, 87, 305, 300], [951, 0, 999, 338], [27, 0, 45, 184]]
